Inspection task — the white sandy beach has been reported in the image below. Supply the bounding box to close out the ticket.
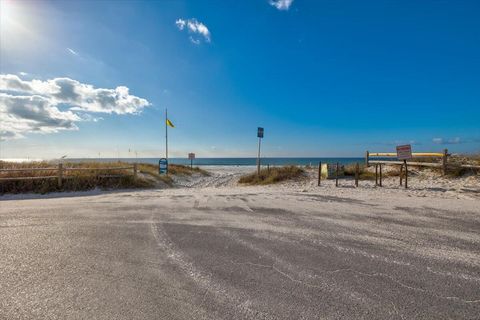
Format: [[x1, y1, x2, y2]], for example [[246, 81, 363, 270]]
[[168, 165, 480, 201], [3, 164, 479, 202]]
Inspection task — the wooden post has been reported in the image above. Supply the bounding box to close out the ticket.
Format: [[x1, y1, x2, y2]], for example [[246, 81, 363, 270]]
[[365, 151, 370, 167], [442, 148, 448, 176], [318, 162, 321, 186], [400, 164, 403, 186], [335, 162, 339, 187], [379, 164, 383, 187], [404, 160, 408, 189], [133, 163, 138, 179], [375, 164, 378, 186], [58, 163, 63, 188], [191, 159, 193, 170], [267, 164, 270, 173], [355, 163, 359, 187]]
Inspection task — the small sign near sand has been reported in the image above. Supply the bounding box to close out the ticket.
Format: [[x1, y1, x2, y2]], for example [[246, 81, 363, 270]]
[[321, 163, 345, 179], [396, 145, 412, 160], [188, 153, 195, 160], [159, 158, 168, 174]]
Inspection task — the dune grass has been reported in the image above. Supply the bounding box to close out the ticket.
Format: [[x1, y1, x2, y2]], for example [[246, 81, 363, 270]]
[[0, 161, 150, 194], [137, 163, 209, 186], [343, 164, 378, 180], [239, 165, 305, 185], [343, 163, 412, 180], [0, 161, 208, 195], [345, 156, 480, 180], [169, 164, 210, 176], [138, 163, 208, 176]]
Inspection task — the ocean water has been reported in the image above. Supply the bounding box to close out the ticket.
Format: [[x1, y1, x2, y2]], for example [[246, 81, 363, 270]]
[[68, 157, 365, 166]]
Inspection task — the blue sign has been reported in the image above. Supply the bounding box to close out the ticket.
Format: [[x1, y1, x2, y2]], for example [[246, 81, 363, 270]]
[[159, 158, 168, 174], [257, 127, 264, 138]]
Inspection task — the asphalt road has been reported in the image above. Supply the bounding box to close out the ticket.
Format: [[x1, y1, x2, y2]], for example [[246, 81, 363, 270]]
[[1, 188, 479, 319]]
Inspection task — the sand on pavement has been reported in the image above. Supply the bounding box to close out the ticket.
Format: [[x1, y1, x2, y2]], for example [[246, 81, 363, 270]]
[[1, 166, 479, 319]]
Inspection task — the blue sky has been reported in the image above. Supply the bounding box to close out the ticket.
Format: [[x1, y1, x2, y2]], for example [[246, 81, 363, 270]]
[[1, 0, 479, 159]]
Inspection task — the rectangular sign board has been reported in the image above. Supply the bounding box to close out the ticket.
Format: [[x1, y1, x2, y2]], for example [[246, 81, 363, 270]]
[[321, 163, 345, 179], [188, 153, 195, 160], [257, 127, 264, 138], [396, 145, 412, 160], [159, 158, 168, 174]]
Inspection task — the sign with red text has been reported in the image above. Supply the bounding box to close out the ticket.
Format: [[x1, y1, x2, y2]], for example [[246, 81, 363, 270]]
[[396, 145, 412, 160]]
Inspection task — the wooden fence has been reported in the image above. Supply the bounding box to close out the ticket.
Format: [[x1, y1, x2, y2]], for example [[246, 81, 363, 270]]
[[365, 149, 480, 175], [366, 149, 450, 174], [0, 163, 138, 187]]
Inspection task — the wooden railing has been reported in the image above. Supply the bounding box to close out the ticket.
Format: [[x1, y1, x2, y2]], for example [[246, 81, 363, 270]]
[[365, 149, 480, 175], [0, 163, 138, 187], [366, 149, 449, 174]]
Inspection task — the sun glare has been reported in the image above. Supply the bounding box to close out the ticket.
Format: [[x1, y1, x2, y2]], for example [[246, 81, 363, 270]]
[[0, 0, 15, 22], [0, 0, 23, 36], [0, 0, 45, 54]]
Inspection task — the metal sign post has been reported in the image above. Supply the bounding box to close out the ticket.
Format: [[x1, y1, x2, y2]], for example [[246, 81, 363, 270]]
[[165, 109, 168, 174], [188, 153, 195, 169], [257, 127, 264, 175]]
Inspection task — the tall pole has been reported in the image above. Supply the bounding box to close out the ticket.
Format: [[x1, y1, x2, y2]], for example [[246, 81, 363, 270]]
[[165, 108, 168, 174], [257, 137, 261, 175]]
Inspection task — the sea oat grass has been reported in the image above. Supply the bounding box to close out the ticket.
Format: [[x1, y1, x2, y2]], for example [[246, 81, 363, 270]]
[[0, 161, 211, 194], [239, 165, 305, 185]]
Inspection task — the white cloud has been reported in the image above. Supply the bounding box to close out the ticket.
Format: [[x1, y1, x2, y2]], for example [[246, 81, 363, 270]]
[[432, 137, 462, 145], [175, 19, 186, 30], [269, 0, 294, 11], [189, 36, 201, 45], [67, 47, 79, 56], [175, 18, 211, 44], [0, 94, 81, 139], [0, 74, 150, 139]]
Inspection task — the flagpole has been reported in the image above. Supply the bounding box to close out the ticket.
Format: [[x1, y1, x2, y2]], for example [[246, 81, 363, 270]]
[[165, 108, 168, 174]]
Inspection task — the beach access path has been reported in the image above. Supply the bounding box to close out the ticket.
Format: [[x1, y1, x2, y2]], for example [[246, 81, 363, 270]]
[[1, 168, 479, 319]]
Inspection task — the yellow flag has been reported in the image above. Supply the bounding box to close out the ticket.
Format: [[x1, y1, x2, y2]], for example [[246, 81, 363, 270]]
[[166, 119, 175, 128]]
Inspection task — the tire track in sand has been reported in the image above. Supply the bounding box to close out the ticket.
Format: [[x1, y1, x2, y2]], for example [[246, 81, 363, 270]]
[[150, 221, 275, 320]]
